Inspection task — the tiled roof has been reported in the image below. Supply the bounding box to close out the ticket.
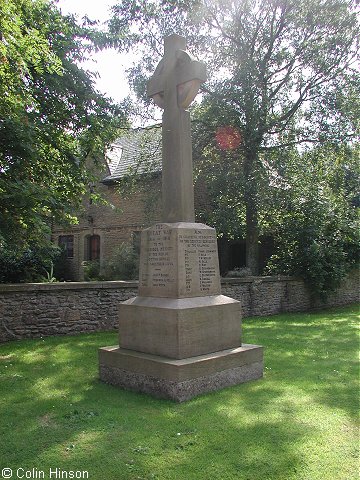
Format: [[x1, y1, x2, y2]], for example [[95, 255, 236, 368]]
[[102, 128, 162, 184]]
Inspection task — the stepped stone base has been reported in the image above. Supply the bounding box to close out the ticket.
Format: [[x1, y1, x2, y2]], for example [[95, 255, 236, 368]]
[[118, 295, 242, 359], [99, 344, 263, 402], [99, 220, 264, 401]]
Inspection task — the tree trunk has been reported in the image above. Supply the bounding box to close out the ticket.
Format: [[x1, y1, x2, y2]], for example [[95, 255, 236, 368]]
[[246, 203, 259, 275], [244, 150, 259, 275]]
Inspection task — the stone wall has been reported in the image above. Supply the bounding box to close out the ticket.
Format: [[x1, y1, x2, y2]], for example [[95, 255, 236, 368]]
[[221, 271, 359, 317], [0, 282, 137, 343], [0, 272, 358, 343]]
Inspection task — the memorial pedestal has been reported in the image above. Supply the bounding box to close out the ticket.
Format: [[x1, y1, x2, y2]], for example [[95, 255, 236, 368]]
[[99, 223, 264, 401], [99, 344, 263, 403], [117, 295, 242, 359]]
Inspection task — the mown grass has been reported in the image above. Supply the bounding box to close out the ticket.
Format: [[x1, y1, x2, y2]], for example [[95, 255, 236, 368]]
[[0, 305, 359, 480]]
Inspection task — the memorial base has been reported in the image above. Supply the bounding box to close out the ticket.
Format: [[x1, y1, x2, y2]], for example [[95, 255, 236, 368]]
[[99, 344, 263, 402], [118, 295, 242, 359], [98, 220, 264, 401]]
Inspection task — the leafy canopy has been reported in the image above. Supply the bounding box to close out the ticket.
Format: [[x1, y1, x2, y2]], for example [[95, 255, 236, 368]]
[[108, 0, 359, 146], [106, 0, 359, 288], [0, 0, 128, 253]]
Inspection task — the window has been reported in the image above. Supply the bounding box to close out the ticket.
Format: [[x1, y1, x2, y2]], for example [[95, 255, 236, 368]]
[[84, 235, 100, 261], [58, 235, 74, 258]]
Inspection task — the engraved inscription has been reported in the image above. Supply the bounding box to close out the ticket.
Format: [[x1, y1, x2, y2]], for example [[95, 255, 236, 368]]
[[139, 224, 221, 298], [178, 230, 219, 295], [139, 224, 176, 292]]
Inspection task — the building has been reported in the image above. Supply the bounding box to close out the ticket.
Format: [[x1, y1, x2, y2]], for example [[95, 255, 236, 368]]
[[52, 128, 273, 280], [52, 128, 163, 280]]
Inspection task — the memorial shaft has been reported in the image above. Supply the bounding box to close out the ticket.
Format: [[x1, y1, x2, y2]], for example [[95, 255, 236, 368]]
[[147, 34, 206, 223], [162, 99, 194, 223]]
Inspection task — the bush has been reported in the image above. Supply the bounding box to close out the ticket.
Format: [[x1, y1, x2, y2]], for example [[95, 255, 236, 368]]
[[266, 198, 359, 299], [0, 243, 61, 283], [83, 260, 103, 281], [102, 243, 139, 281]]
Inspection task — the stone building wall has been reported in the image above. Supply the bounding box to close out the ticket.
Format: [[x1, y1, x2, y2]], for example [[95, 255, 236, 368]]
[[0, 272, 358, 343], [52, 178, 162, 281], [52, 166, 218, 282]]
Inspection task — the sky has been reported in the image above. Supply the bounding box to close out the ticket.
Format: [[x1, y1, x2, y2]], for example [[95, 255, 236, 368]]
[[56, 0, 131, 103]]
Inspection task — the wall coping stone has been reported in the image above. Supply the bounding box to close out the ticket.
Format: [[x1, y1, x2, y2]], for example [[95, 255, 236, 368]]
[[0, 275, 301, 293], [221, 275, 297, 284], [0, 280, 138, 293]]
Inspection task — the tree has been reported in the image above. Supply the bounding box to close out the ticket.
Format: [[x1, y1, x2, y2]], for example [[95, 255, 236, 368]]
[[0, 0, 127, 264], [107, 0, 359, 273], [265, 144, 360, 298]]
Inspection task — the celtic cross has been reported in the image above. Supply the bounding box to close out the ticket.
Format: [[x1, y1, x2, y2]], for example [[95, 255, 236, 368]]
[[147, 34, 206, 223]]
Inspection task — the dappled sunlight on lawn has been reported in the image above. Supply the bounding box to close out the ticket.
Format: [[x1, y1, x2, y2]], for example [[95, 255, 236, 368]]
[[0, 306, 358, 480]]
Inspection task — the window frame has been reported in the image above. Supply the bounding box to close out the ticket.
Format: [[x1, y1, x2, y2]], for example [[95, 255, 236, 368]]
[[58, 235, 74, 259]]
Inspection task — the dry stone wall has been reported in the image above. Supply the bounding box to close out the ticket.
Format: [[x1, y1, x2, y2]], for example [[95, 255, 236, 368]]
[[0, 282, 137, 343], [0, 272, 358, 343]]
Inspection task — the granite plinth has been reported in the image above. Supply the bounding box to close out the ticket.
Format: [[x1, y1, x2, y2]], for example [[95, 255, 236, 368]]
[[118, 295, 241, 359], [99, 344, 264, 402]]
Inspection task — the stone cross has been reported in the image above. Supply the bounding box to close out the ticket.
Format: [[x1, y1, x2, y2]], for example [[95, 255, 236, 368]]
[[147, 34, 206, 223]]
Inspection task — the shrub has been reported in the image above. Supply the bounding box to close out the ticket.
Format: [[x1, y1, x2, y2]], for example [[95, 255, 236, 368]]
[[83, 260, 103, 281], [102, 243, 139, 281], [0, 243, 61, 283]]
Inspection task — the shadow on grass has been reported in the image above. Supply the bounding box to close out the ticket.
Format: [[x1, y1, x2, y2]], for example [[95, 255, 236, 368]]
[[0, 304, 358, 480], [246, 304, 359, 420]]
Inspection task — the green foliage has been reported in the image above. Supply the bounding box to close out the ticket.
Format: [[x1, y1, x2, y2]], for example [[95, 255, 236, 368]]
[[51, 246, 72, 282], [83, 260, 103, 282], [192, 113, 248, 239], [108, 0, 359, 275], [0, 243, 61, 283], [41, 261, 57, 283], [83, 243, 139, 281], [0, 0, 128, 253], [102, 243, 139, 281], [265, 145, 360, 298]]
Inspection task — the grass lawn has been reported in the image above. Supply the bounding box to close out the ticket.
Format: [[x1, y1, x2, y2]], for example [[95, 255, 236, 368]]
[[0, 305, 359, 480]]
